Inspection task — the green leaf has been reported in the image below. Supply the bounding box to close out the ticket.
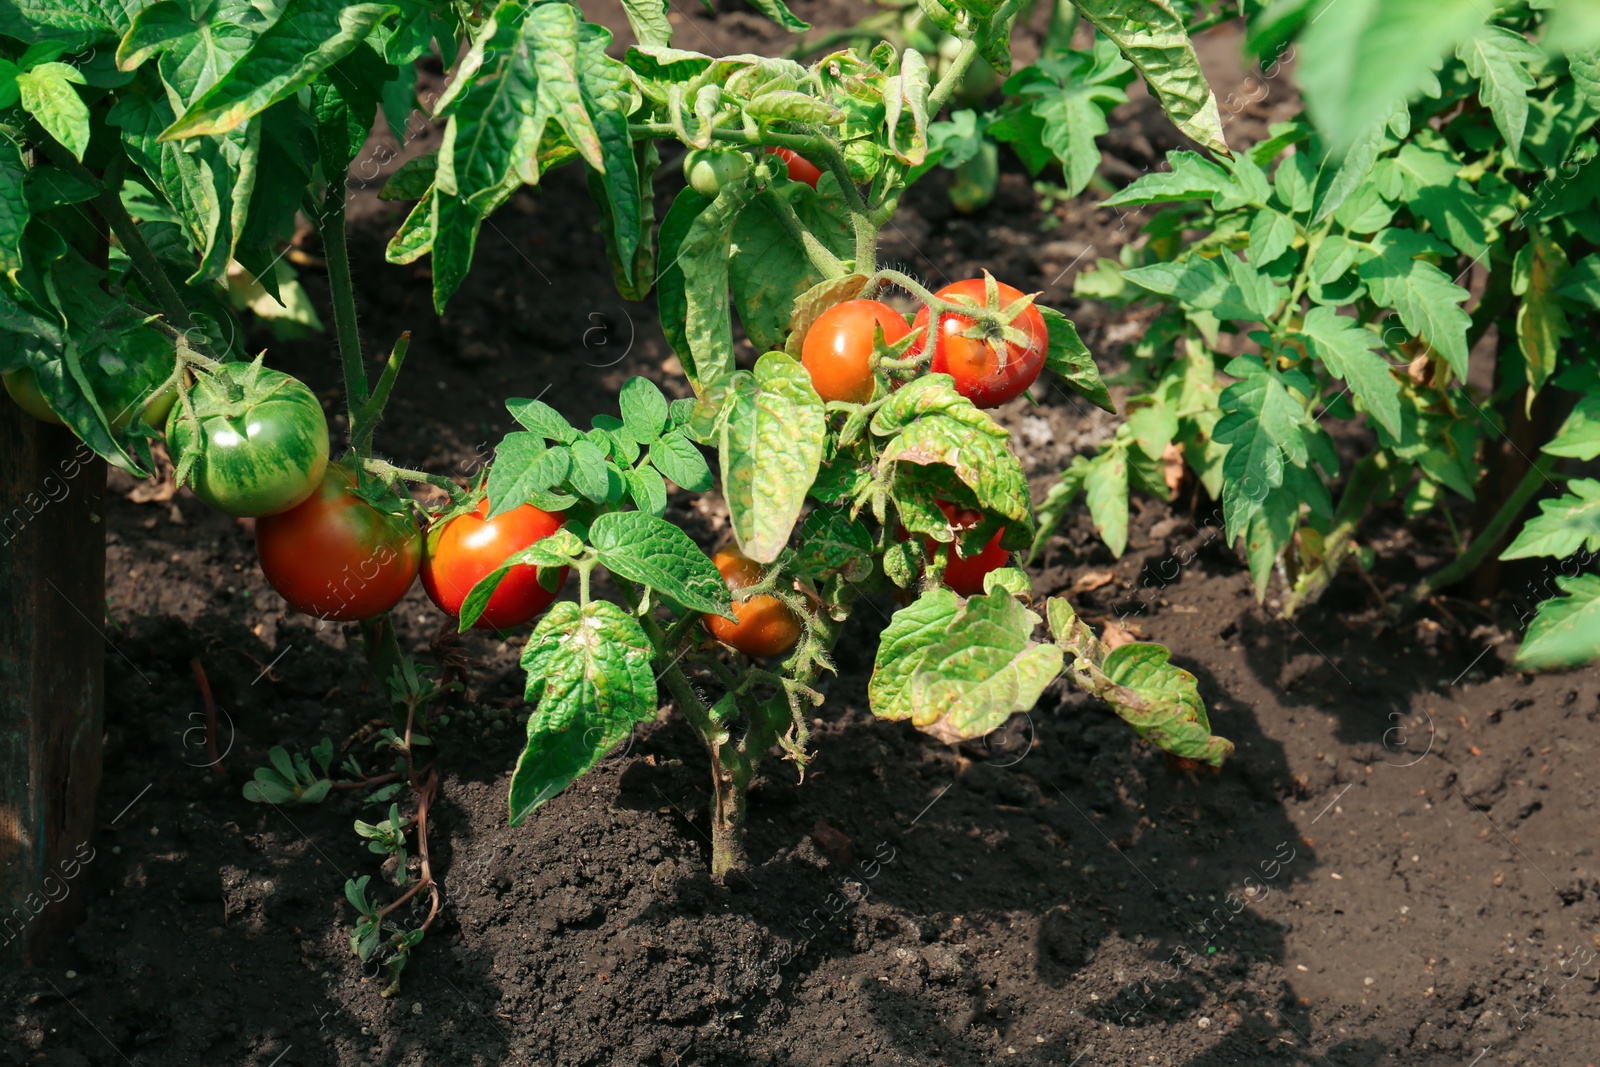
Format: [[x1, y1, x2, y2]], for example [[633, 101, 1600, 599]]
[[718, 351, 827, 563], [648, 429, 713, 491], [1515, 573, 1600, 672], [625, 463, 668, 516], [589, 511, 733, 616], [430, 193, 483, 313], [0, 0, 140, 48], [1083, 446, 1129, 557], [1314, 100, 1405, 223], [1456, 25, 1543, 160], [868, 586, 962, 723], [1122, 255, 1265, 321], [992, 39, 1131, 197], [1047, 598, 1232, 765], [509, 600, 658, 825], [743, 0, 809, 33], [792, 507, 874, 581], [1543, 393, 1600, 461], [618, 0, 671, 46], [1247, 207, 1296, 267], [436, 22, 535, 216], [0, 133, 28, 280], [161, 0, 400, 140], [1500, 479, 1600, 561], [729, 182, 852, 353], [1358, 229, 1472, 380], [882, 48, 931, 165], [656, 188, 711, 379], [1561, 253, 1600, 308], [618, 375, 668, 442], [311, 42, 391, 179], [17, 63, 90, 161], [567, 438, 610, 502], [679, 180, 756, 391], [1297, 305, 1401, 438], [1294, 0, 1486, 155], [1070, 0, 1228, 156], [590, 140, 657, 300], [902, 591, 1064, 742], [484, 433, 572, 517], [116, 0, 270, 108], [455, 530, 584, 630], [1103, 149, 1230, 205], [1213, 357, 1313, 539], [384, 187, 435, 263], [871, 375, 1033, 540], [507, 396, 581, 443], [1039, 306, 1112, 412]]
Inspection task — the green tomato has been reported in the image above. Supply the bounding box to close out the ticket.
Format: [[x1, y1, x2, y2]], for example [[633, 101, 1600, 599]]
[[3, 368, 66, 425], [167, 361, 330, 517], [683, 149, 750, 198]]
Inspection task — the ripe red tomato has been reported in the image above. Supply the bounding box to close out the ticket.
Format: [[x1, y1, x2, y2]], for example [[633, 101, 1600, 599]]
[[767, 147, 822, 188], [256, 464, 422, 622], [800, 299, 910, 404], [704, 546, 802, 658], [909, 278, 1049, 408], [904, 501, 1008, 597], [422, 499, 567, 630]]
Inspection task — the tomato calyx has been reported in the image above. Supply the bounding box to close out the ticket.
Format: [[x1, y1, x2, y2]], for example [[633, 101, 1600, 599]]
[[932, 272, 1042, 372]]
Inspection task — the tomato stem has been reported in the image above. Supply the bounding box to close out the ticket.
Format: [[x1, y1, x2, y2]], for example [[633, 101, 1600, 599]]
[[1408, 452, 1558, 606], [351, 333, 411, 454], [758, 190, 847, 279], [361, 459, 469, 505], [318, 182, 371, 449]]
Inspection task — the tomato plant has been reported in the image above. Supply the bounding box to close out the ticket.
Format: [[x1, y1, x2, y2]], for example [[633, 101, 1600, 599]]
[[256, 463, 422, 622], [421, 499, 567, 630], [1, 0, 1289, 988]]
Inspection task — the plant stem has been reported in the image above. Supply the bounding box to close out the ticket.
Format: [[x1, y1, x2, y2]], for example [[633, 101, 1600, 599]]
[[1282, 453, 1403, 616], [758, 190, 847, 279], [362, 458, 469, 504], [352, 333, 411, 454], [1409, 453, 1558, 604], [318, 182, 369, 441]]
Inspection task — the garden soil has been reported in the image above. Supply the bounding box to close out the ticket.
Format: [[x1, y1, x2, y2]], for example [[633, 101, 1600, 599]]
[[5, 6, 1599, 1066]]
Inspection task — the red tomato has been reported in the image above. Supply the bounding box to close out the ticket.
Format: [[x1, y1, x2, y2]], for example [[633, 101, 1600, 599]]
[[767, 146, 822, 188], [421, 499, 567, 630], [703, 546, 802, 658], [909, 277, 1049, 408], [800, 299, 910, 404], [256, 464, 421, 622], [900, 500, 1009, 597]]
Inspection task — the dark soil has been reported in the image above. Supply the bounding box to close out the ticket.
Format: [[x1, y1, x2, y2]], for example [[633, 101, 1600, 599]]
[[6, 8, 1600, 1067]]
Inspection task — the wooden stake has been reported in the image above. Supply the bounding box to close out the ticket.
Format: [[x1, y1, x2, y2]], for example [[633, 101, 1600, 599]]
[[0, 402, 107, 962]]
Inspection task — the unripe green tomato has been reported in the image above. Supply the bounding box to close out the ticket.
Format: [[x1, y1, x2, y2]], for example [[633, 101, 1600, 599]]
[[3, 369, 65, 425], [683, 149, 749, 198]]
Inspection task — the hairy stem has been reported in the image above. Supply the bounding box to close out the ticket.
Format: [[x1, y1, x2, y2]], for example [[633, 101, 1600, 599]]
[[1282, 453, 1404, 617], [362, 458, 470, 504], [352, 333, 411, 455], [1409, 453, 1558, 604], [759, 190, 847, 279], [318, 182, 369, 441]]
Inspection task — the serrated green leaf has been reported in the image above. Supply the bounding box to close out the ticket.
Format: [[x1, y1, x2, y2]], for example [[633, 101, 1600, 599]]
[[792, 507, 874, 581], [1515, 573, 1600, 672], [625, 463, 668, 516], [618, 375, 668, 442], [1515, 227, 1570, 396], [1456, 25, 1543, 160], [1358, 228, 1472, 380], [649, 429, 713, 491], [567, 438, 610, 502], [1083, 446, 1129, 557], [1213, 358, 1313, 539], [1297, 305, 1401, 438], [589, 511, 733, 616], [1071, 0, 1228, 156], [1103, 148, 1230, 206], [1122, 255, 1262, 321], [485, 434, 572, 517], [1543, 393, 1600, 461], [0, 0, 144, 48], [744, 0, 808, 32], [311, 42, 391, 179], [1248, 207, 1296, 266], [1040, 305, 1113, 412], [993, 39, 1131, 197], [719, 351, 827, 563], [1500, 479, 1600, 561], [507, 396, 581, 442], [656, 188, 711, 380], [1315, 100, 1405, 223], [0, 133, 28, 280], [430, 192, 483, 312], [1561, 253, 1600, 308], [729, 181, 852, 353], [161, 0, 400, 140], [619, 0, 670, 46], [509, 600, 658, 825]]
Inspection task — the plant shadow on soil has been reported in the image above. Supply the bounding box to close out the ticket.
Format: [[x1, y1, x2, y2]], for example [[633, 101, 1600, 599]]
[[8, 10, 1600, 1067]]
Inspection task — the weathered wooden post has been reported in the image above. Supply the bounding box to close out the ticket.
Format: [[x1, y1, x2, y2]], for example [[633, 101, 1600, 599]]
[[0, 400, 107, 962]]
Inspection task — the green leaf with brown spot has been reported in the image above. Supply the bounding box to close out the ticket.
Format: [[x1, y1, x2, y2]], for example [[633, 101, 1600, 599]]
[[718, 352, 826, 563]]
